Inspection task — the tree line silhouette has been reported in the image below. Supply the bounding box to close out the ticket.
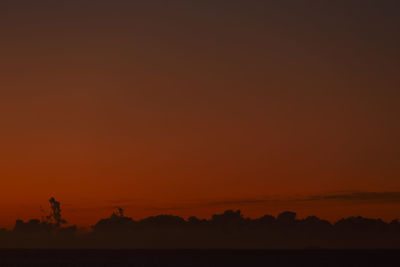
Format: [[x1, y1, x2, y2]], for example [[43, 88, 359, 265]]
[[0, 198, 399, 249]]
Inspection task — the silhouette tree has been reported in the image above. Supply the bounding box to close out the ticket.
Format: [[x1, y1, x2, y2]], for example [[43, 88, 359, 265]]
[[116, 207, 124, 217], [277, 211, 297, 224], [46, 197, 67, 227], [93, 207, 135, 233], [3, 203, 400, 249]]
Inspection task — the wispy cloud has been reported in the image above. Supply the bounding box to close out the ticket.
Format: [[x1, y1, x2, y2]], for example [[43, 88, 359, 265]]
[[203, 198, 273, 206], [299, 192, 400, 203], [193, 191, 400, 208], [65, 191, 400, 214], [149, 206, 188, 211]]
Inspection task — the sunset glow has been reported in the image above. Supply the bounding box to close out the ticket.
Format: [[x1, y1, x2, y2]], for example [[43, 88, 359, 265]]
[[1, 1, 399, 229]]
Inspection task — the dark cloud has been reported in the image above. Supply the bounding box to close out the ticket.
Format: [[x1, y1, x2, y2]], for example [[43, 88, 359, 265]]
[[300, 192, 400, 203], [203, 198, 272, 206], [198, 192, 400, 208], [99, 192, 400, 212], [150, 206, 187, 211]]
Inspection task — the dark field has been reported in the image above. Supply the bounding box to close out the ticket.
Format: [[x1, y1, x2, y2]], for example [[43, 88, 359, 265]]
[[0, 250, 399, 267]]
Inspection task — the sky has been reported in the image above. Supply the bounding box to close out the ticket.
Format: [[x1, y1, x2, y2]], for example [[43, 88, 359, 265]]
[[0, 1, 399, 228]]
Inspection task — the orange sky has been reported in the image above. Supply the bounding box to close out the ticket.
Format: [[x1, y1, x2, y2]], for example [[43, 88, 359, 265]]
[[0, 1, 399, 228]]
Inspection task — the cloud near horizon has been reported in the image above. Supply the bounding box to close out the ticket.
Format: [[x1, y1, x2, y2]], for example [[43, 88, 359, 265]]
[[92, 191, 400, 213], [301, 192, 400, 203]]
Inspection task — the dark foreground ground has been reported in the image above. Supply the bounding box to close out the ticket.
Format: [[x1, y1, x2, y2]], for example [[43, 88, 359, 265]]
[[0, 250, 399, 267]]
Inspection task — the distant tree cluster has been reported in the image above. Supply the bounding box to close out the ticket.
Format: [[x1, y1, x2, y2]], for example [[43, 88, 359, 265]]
[[0, 198, 399, 249]]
